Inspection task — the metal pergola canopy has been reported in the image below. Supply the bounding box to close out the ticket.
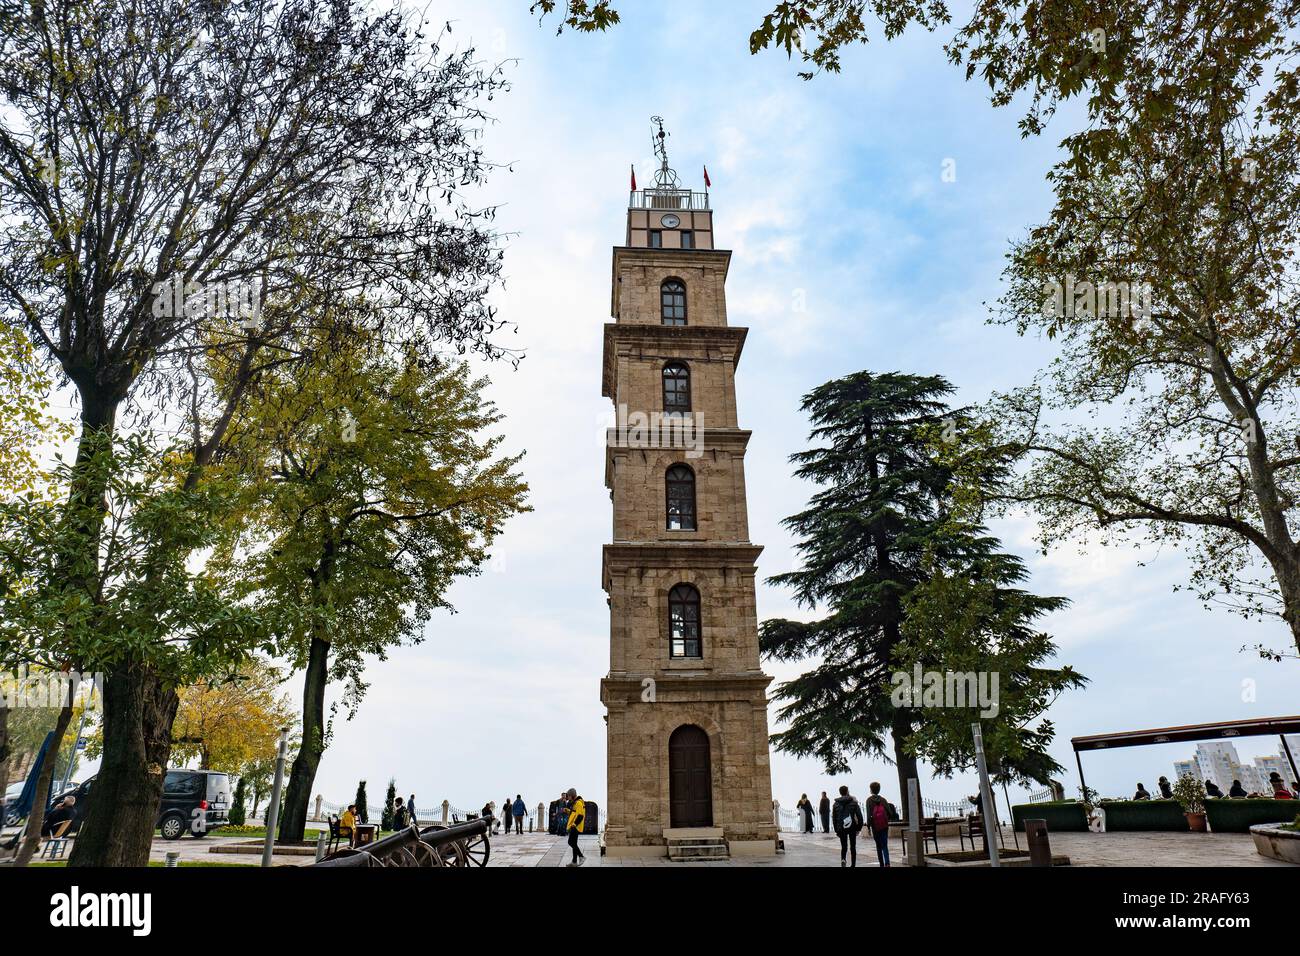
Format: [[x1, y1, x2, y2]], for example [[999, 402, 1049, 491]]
[[1069, 715, 1300, 800], [1071, 715, 1300, 752]]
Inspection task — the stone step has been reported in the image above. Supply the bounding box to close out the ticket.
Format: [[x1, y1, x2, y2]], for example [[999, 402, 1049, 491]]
[[667, 842, 730, 860]]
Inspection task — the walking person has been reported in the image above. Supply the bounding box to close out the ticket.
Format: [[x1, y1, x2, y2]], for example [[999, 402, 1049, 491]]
[[512, 794, 526, 834], [408, 794, 417, 825], [831, 786, 863, 867], [865, 782, 892, 867], [797, 793, 814, 833], [819, 791, 831, 834], [503, 796, 514, 835], [565, 788, 586, 867]]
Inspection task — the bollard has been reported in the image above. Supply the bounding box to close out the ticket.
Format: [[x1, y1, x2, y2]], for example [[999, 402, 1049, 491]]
[[165, 851, 180, 868], [537, 802, 545, 834], [441, 799, 450, 825], [315, 829, 328, 863], [314, 795, 323, 822], [1025, 819, 1052, 867]]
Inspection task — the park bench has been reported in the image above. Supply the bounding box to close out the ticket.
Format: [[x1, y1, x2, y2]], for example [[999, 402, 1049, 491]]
[[899, 815, 940, 857], [959, 813, 1004, 853]]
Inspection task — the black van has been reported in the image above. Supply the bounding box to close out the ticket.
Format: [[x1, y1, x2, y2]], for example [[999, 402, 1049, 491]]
[[49, 769, 231, 839]]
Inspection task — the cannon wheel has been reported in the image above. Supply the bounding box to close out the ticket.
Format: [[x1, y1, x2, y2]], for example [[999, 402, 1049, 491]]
[[463, 831, 490, 867]]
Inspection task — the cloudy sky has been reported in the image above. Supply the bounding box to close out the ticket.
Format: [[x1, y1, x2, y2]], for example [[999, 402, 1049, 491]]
[[60, 0, 1300, 820]]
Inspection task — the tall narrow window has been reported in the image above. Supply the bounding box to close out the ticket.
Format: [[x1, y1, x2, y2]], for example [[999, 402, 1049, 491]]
[[649, 229, 663, 248], [661, 279, 686, 325], [666, 464, 697, 531], [680, 230, 694, 249], [668, 583, 702, 658], [662, 362, 691, 414]]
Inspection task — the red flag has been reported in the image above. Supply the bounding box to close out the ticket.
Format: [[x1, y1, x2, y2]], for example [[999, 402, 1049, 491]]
[[703, 165, 711, 188], [630, 165, 637, 192]]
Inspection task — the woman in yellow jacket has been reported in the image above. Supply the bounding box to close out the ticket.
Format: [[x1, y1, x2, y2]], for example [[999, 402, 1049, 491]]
[[565, 788, 586, 867]]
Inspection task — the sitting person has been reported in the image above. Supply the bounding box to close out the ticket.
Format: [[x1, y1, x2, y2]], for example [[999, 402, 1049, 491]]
[[392, 797, 409, 829], [1204, 779, 1224, 798], [1272, 783, 1295, 800], [1157, 776, 1173, 799], [1133, 783, 1151, 800], [481, 801, 497, 834], [41, 796, 76, 838], [1228, 779, 1248, 798], [339, 804, 358, 845]]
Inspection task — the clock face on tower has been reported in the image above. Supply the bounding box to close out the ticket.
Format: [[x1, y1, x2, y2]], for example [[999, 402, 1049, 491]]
[[659, 213, 681, 228]]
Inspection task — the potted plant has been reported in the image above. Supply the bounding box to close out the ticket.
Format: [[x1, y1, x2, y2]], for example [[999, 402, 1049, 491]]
[[1173, 774, 1208, 832]]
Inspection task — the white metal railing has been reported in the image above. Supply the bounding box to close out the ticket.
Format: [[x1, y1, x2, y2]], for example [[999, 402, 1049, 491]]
[[629, 189, 709, 211]]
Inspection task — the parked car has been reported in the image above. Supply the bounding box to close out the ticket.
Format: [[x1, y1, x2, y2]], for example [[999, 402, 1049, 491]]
[[45, 769, 231, 839]]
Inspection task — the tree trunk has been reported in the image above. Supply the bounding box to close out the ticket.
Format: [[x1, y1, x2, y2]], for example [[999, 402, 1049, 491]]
[[892, 709, 922, 824], [277, 635, 329, 843], [14, 700, 75, 866], [1271, 555, 1300, 657], [67, 667, 179, 867]]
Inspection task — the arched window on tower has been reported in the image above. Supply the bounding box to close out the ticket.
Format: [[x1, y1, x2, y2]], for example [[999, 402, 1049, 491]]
[[661, 279, 687, 325], [668, 583, 702, 658], [662, 362, 691, 414], [666, 464, 697, 531]]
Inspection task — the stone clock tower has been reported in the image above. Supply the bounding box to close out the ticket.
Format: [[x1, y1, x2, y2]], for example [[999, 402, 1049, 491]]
[[600, 120, 777, 859]]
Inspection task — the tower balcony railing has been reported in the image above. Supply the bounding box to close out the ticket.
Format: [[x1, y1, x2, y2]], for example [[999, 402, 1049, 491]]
[[629, 188, 710, 211]]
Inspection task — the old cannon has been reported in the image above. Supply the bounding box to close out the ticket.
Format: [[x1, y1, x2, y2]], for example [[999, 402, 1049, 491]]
[[312, 818, 490, 868]]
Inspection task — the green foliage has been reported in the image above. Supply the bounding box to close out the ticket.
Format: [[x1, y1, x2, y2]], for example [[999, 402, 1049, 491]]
[[229, 777, 247, 827], [355, 780, 369, 824], [0, 434, 269, 683], [1173, 774, 1207, 815], [761, 370, 1083, 786], [381, 779, 397, 831]]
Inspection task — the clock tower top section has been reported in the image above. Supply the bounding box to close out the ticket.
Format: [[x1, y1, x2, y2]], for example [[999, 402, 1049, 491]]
[[625, 116, 714, 251]]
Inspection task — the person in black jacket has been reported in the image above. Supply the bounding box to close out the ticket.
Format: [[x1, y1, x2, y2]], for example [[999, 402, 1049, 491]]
[[1133, 783, 1151, 800], [831, 786, 864, 867], [797, 794, 815, 833], [1157, 776, 1173, 799], [819, 791, 831, 834], [1229, 779, 1248, 797], [1204, 780, 1224, 798]]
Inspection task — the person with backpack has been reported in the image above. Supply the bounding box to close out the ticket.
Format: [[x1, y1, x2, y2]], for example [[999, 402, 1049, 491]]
[[864, 781, 892, 867], [830, 785, 864, 867], [565, 788, 586, 867]]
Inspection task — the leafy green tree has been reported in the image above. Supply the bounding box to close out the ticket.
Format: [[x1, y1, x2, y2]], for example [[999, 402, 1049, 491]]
[[355, 780, 369, 825], [220, 336, 528, 844], [761, 371, 1081, 811], [229, 776, 247, 827], [0, 0, 511, 867], [0, 436, 263, 864], [381, 779, 397, 831]]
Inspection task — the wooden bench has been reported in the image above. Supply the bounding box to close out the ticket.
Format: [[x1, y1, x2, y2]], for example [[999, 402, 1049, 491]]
[[959, 813, 1004, 852], [899, 815, 940, 857]]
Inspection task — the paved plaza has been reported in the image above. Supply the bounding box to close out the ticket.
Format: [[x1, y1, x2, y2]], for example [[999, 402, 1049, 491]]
[[486, 828, 1294, 868], [7, 824, 1291, 867]]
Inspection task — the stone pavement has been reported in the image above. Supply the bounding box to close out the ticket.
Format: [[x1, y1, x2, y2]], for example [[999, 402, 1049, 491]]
[[485, 828, 1295, 867]]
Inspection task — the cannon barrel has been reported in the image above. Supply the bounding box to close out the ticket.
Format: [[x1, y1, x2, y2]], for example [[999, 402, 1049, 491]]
[[312, 818, 490, 867]]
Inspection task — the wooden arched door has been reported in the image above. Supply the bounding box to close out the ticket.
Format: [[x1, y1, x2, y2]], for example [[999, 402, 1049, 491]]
[[668, 724, 713, 828]]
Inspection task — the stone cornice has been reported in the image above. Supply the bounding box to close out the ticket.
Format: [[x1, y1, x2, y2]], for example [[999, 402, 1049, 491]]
[[602, 542, 763, 588], [602, 323, 748, 398]]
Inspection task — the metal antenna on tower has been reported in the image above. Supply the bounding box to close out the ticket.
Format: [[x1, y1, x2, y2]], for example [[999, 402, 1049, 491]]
[[649, 115, 680, 189]]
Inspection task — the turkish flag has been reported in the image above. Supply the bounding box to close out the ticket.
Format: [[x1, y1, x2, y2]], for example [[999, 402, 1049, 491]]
[[630, 165, 637, 192], [703, 165, 711, 188]]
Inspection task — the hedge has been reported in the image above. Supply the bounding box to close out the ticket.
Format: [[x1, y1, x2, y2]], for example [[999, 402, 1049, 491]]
[[1099, 799, 1188, 831], [1011, 801, 1088, 833], [1204, 798, 1300, 833]]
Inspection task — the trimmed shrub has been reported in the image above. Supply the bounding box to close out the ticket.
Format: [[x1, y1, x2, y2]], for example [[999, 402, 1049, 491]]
[[1101, 799, 1188, 831], [1012, 801, 1088, 832], [1205, 798, 1300, 833]]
